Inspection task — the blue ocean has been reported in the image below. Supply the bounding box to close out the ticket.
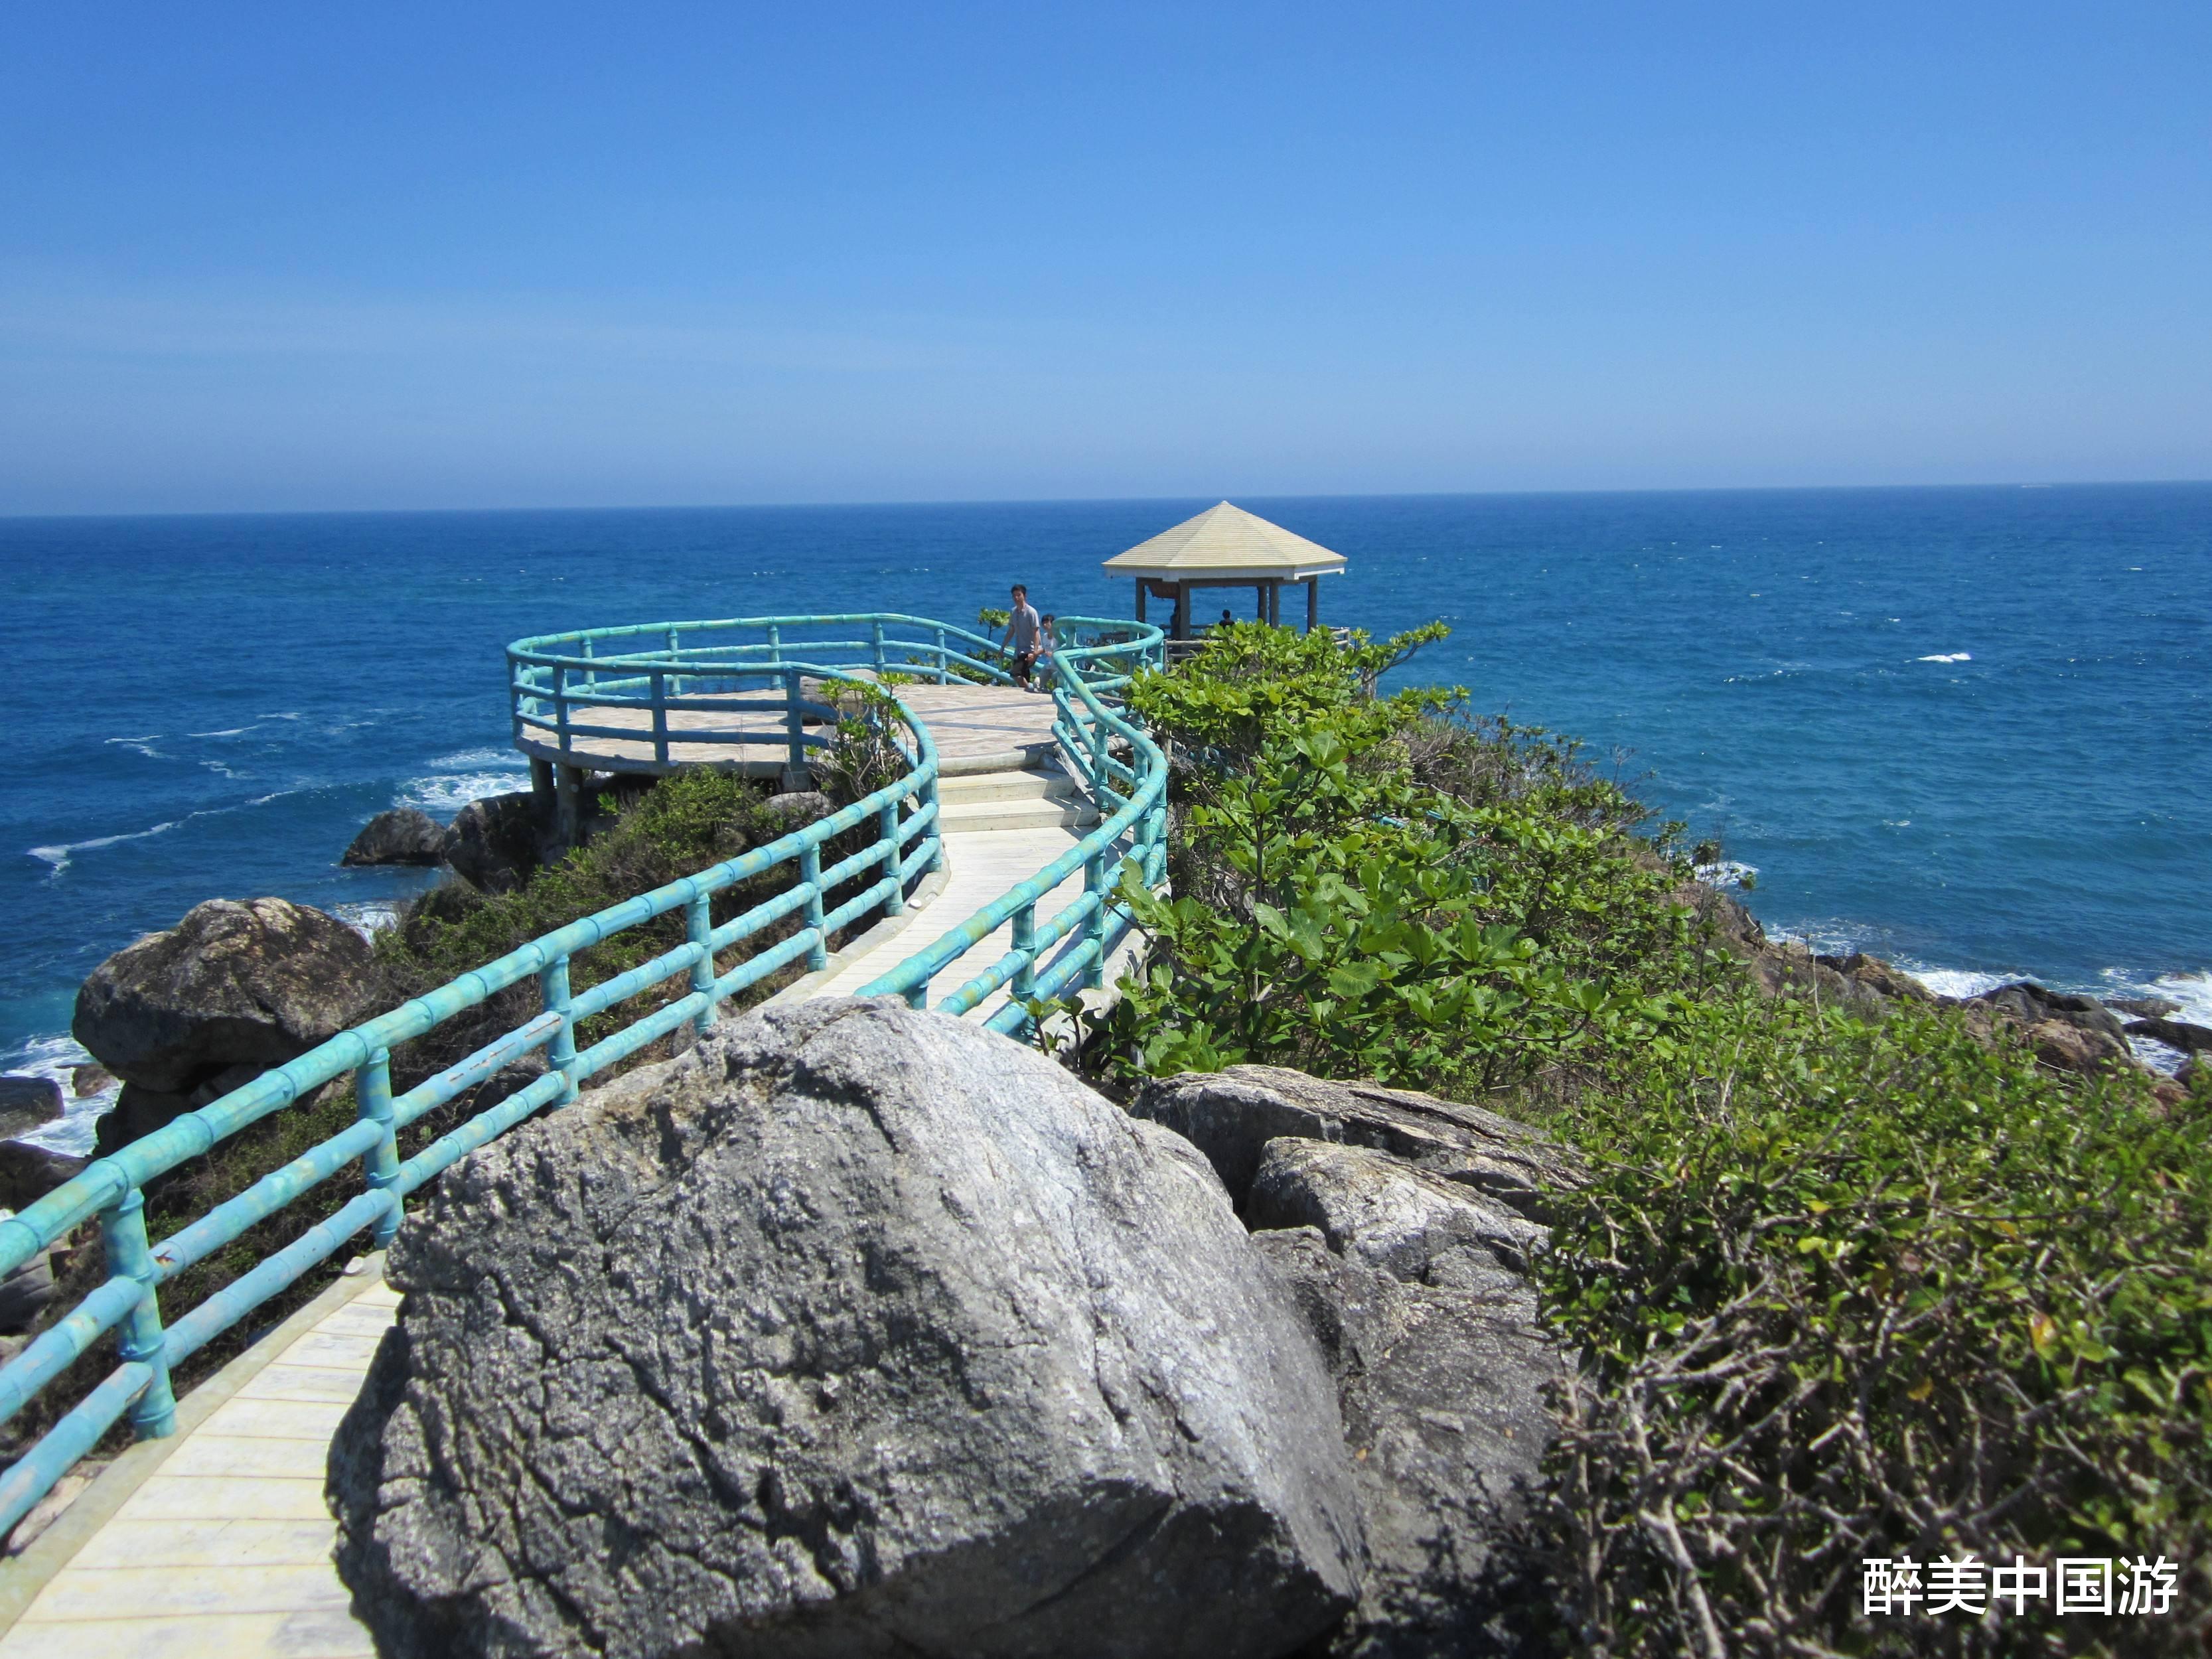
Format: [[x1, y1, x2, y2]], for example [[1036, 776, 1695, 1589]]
[[5, 486, 2207, 1151]]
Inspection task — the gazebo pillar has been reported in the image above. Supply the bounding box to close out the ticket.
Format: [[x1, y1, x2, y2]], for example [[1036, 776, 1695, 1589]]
[[1136, 581, 1147, 624], [1175, 580, 1189, 640], [1306, 577, 1318, 632]]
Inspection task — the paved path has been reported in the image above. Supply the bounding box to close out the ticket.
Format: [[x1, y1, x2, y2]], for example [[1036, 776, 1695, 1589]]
[[0, 691, 1132, 1657]]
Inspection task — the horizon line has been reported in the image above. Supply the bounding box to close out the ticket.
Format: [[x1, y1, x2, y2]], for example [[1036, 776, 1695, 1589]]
[[4, 475, 2210, 524]]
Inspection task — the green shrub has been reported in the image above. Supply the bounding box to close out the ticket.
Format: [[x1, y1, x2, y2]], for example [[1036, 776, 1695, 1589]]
[[1536, 994, 2212, 1657]]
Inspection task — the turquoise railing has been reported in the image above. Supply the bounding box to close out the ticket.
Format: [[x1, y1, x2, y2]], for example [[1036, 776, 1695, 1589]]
[[0, 612, 1165, 1536], [857, 630, 1170, 1029]]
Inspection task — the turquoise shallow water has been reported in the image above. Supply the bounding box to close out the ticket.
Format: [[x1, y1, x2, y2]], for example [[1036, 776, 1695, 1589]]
[[3, 485, 2207, 1147]]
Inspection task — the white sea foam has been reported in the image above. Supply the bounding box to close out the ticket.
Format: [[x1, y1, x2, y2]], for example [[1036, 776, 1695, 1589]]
[[1917, 652, 1972, 664], [28, 819, 182, 876], [1897, 966, 2014, 1001], [1, 1033, 114, 1159], [104, 735, 164, 758], [428, 747, 517, 770], [398, 768, 530, 816], [2129, 1035, 2189, 1078], [2147, 970, 2212, 1027], [1694, 859, 1757, 889], [334, 901, 403, 940]]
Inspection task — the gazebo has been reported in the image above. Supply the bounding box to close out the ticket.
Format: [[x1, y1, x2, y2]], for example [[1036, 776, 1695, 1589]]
[[1102, 501, 1345, 639]]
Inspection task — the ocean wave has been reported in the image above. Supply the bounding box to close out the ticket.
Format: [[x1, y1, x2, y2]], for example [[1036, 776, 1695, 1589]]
[[429, 747, 522, 771], [1901, 966, 2013, 1000], [29, 818, 183, 877], [398, 767, 529, 816], [1917, 652, 1972, 664], [104, 735, 164, 758], [0, 1033, 114, 1159]]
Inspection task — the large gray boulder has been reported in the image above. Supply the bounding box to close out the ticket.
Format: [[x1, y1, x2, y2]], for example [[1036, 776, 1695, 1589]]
[[1136, 1070, 1572, 1658], [342, 807, 448, 867], [71, 899, 380, 1096], [330, 999, 1363, 1659]]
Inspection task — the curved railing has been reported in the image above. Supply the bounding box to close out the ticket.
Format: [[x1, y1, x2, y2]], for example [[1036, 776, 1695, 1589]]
[[506, 613, 1157, 774], [859, 638, 1169, 1030], [0, 612, 1166, 1536]]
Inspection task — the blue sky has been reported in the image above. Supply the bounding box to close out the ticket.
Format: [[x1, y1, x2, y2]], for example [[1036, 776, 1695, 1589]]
[[2, 3, 2207, 512]]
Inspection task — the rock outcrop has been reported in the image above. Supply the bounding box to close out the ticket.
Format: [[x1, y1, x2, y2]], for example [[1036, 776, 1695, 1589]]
[[439, 793, 546, 894], [1672, 878, 2181, 1085], [331, 1000, 1363, 1659], [0, 1254, 56, 1336], [71, 898, 380, 1153], [2109, 995, 2183, 1019], [0, 1143, 87, 1212], [1814, 951, 1935, 1003], [342, 808, 448, 867], [0, 1076, 64, 1140], [1129, 1063, 1582, 1223], [73, 899, 379, 1095], [760, 789, 836, 835], [1134, 1067, 1572, 1657], [2126, 1016, 2212, 1056]]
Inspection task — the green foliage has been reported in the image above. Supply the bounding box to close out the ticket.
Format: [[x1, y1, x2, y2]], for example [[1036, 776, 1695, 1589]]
[[1067, 616, 2212, 1654], [1126, 618, 1451, 762], [1538, 995, 2212, 1656], [814, 678, 914, 804], [1081, 693, 1694, 1098]]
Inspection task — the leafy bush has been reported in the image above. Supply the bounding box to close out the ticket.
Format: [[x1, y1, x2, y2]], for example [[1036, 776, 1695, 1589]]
[[1078, 622, 1697, 1093], [1537, 994, 2212, 1657]]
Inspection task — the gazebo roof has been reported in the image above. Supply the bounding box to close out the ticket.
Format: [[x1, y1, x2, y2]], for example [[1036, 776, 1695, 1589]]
[[1102, 502, 1347, 582]]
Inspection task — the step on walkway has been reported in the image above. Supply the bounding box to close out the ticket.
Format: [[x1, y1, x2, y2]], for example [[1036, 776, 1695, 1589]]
[[0, 698, 1142, 1657]]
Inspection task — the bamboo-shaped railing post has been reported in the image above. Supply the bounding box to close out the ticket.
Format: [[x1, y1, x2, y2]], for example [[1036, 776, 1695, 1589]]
[[871, 619, 886, 674], [542, 956, 579, 1106], [879, 800, 905, 916], [101, 1190, 176, 1439], [686, 893, 717, 1035], [357, 1047, 401, 1248], [798, 843, 828, 970], [781, 670, 808, 790], [553, 663, 571, 757], [934, 626, 947, 682], [1082, 849, 1108, 991], [651, 670, 669, 765], [1011, 903, 1036, 1003]]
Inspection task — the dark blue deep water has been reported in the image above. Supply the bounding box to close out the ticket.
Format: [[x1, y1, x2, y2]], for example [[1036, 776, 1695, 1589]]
[[4, 486, 2207, 1148]]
